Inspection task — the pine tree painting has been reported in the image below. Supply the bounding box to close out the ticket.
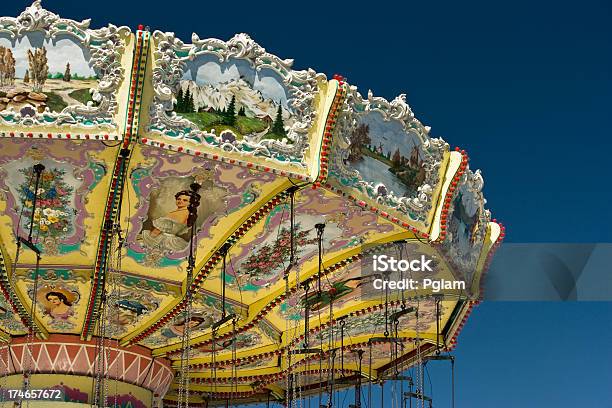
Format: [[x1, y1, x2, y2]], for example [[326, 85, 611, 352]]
[[63, 62, 71, 82], [271, 104, 286, 137], [223, 95, 237, 125], [187, 88, 195, 112], [175, 88, 184, 112], [183, 88, 191, 112]]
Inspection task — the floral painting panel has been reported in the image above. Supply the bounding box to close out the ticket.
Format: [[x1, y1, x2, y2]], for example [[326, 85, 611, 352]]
[[1, 157, 88, 255]]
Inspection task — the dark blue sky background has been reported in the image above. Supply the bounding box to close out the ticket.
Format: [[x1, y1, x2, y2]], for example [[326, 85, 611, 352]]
[[3, 1, 611, 406], [6, 0, 608, 242]]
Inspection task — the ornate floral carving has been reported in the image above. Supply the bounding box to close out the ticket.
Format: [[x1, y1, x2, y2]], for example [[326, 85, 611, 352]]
[[147, 32, 325, 166], [330, 86, 448, 223], [0, 1, 130, 129]]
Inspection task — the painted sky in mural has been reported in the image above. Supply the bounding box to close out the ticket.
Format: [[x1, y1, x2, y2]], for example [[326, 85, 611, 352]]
[[0, 32, 98, 114], [347, 112, 426, 198], [443, 179, 485, 283], [174, 55, 295, 142]]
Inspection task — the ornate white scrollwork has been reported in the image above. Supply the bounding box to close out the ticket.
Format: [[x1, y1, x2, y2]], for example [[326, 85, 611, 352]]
[[147, 32, 325, 166], [0, 1, 130, 129], [331, 85, 448, 223]]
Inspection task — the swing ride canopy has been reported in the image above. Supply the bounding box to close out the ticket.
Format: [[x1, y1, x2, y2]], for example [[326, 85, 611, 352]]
[[0, 2, 503, 406]]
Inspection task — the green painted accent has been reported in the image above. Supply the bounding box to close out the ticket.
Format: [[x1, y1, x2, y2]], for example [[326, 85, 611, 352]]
[[243, 282, 258, 291], [239, 190, 256, 209], [122, 275, 167, 292], [27, 268, 72, 280], [354, 103, 366, 112], [68, 88, 95, 105], [44, 91, 68, 112], [181, 112, 268, 139], [126, 248, 183, 267], [339, 237, 361, 250], [130, 168, 149, 196], [59, 243, 81, 254], [264, 203, 287, 228], [89, 161, 106, 190]]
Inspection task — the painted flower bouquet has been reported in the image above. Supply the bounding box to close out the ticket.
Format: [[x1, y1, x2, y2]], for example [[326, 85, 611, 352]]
[[19, 166, 74, 242], [241, 223, 317, 282]]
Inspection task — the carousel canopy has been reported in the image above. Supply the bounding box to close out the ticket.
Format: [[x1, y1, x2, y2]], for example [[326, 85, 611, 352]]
[[0, 2, 503, 406]]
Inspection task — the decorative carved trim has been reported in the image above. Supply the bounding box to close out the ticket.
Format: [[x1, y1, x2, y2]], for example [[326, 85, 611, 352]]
[[0, 1, 130, 129], [147, 32, 325, 166], [330, 86, 448, 223]]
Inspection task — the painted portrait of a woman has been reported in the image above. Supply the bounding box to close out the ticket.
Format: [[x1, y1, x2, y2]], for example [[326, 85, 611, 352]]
[[139, 190, 192, 252], [44, 291, 74, 320]]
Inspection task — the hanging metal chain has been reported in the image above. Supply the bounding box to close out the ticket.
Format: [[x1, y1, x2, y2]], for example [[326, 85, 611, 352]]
[[326, 299, 335, 408], [230, 318, 238, 408], [177, 183, 201, 408], [17, 163, 45, 408], [107, 228, 123, 408], [211, 326, 217, 397], [284, 272, 291, 406], [415, 301, 424, 408], [93, 216, 123, 408], [104, 225, 122, 407], [23, 250, 41, 408], [92, 292, 104, 407], [177, 271, 194, 408]]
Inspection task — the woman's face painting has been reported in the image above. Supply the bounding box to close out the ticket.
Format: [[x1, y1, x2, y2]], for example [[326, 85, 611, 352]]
[[175, 194, 190, 209], [47, 295, 61, 306]]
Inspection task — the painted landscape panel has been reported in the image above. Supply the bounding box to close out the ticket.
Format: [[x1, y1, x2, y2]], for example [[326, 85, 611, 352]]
[[347, 111, 426, 198], [0, 33, 98, 116], [173, 55, 295, 144]]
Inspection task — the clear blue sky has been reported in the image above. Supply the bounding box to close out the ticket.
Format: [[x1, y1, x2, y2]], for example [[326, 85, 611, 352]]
[[4, 1, 611, 406]]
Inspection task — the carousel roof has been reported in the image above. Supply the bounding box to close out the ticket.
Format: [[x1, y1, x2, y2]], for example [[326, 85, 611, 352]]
[[0, 2, 503, 405]]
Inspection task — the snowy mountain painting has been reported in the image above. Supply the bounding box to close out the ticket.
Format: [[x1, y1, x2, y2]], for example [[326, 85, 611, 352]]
[[173, 55, 295, 143]]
